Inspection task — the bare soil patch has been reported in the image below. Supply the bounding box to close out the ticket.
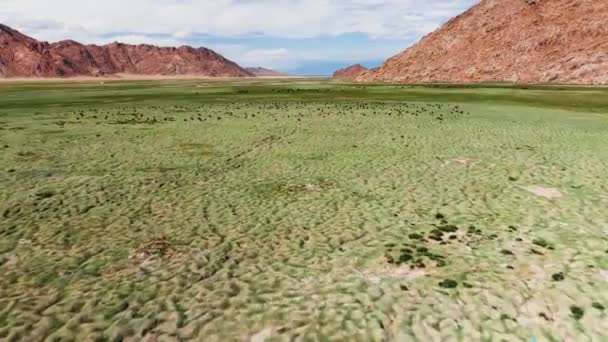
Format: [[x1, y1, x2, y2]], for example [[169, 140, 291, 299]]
[[524, 185, 563, 199]]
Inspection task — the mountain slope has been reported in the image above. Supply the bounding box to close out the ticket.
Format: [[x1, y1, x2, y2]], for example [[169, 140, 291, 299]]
[[0, 24, 253, 78], [332, 64, 368, 79], [245, 67, 290, 77], [357, 0, 608, 84]]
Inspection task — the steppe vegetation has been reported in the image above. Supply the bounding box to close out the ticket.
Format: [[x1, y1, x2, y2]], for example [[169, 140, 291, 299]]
[[1, 79, 607, 341]]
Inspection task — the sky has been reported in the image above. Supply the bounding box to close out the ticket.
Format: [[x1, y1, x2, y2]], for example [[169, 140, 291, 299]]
[[0, 0, 475, 75]]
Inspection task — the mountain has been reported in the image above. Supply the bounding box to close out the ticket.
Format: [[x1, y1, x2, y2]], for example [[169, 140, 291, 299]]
[[357, 0, 608, 84], [332, 64, 368, 79], [0, 23, 254, 78], [245, 67, 290, 77]]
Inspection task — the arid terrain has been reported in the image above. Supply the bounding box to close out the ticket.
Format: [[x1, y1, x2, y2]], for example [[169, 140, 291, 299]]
[[358, 0, 608, 84], [1, 79, 607, 341], [0, 24, 253, 78], [333, 64, 369, 80]]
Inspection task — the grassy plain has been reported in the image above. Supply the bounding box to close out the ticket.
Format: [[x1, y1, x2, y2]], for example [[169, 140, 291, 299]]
[[1, 79, 607, 341]]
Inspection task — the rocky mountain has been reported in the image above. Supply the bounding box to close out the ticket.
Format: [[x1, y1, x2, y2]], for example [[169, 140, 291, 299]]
[[358, 0, 608, 84], [333, 64, 368, 79], [245, 67, 290, 77], [0, 23, 254, 78]]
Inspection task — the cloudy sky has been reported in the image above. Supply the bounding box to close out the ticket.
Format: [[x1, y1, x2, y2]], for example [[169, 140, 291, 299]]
[[0, 0, 475, 75]]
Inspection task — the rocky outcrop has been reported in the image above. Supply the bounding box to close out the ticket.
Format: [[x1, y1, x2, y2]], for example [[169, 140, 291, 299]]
[[333, 64, 368, 79], [357, 0, 608, 84]]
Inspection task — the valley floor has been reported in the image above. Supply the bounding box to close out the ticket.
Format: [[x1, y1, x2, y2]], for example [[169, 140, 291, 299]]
[[1, 79, 607, 341]]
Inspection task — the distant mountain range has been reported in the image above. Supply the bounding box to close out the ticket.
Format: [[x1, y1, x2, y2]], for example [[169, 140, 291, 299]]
[[245, 67, 290, 77], [0, 23, 254, 78], [357, 0, 608, 84]]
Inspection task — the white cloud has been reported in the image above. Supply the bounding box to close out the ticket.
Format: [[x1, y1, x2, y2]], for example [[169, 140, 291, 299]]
[[0, 0, 475, 71], [238, 48, 293, 69], [202, 45, 296, 71], [173, 29, 193, 40], [0, 0, 474, 41]]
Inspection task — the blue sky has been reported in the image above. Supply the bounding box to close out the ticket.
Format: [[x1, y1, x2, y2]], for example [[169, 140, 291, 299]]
[[0, 0, 475, 75]]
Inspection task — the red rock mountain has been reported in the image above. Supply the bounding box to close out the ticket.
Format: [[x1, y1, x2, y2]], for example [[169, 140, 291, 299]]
[[333, 64, 368, 79], [0, 24, 254, 78], [245, 67, 290, 77], [358, 0, 608, 84]]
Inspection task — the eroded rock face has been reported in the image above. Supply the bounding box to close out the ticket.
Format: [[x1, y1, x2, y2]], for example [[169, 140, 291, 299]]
[[333, 64, 369, 79], [357, 0, 608, 84], [0, 24, 254, 78]]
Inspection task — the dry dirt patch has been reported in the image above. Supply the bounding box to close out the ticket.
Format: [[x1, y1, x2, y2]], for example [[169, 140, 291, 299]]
[[131, 236, 178, 261], [442, 158, 477, 167], [280, 180, 335, 193], [248, 327, 275, 342], [600, 270, 608, 283], [357, 266, 427, 285], [524, 185, 563, 199]]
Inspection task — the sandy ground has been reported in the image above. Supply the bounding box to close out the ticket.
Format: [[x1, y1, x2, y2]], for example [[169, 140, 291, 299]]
[[0, 74, 325, 82]]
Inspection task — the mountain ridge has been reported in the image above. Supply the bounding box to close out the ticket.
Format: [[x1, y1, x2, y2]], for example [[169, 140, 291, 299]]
[[0, 24, 254, 78]]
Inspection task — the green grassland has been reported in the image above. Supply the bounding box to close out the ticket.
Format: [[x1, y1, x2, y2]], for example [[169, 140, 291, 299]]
[[1, 79, 607, 341]]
